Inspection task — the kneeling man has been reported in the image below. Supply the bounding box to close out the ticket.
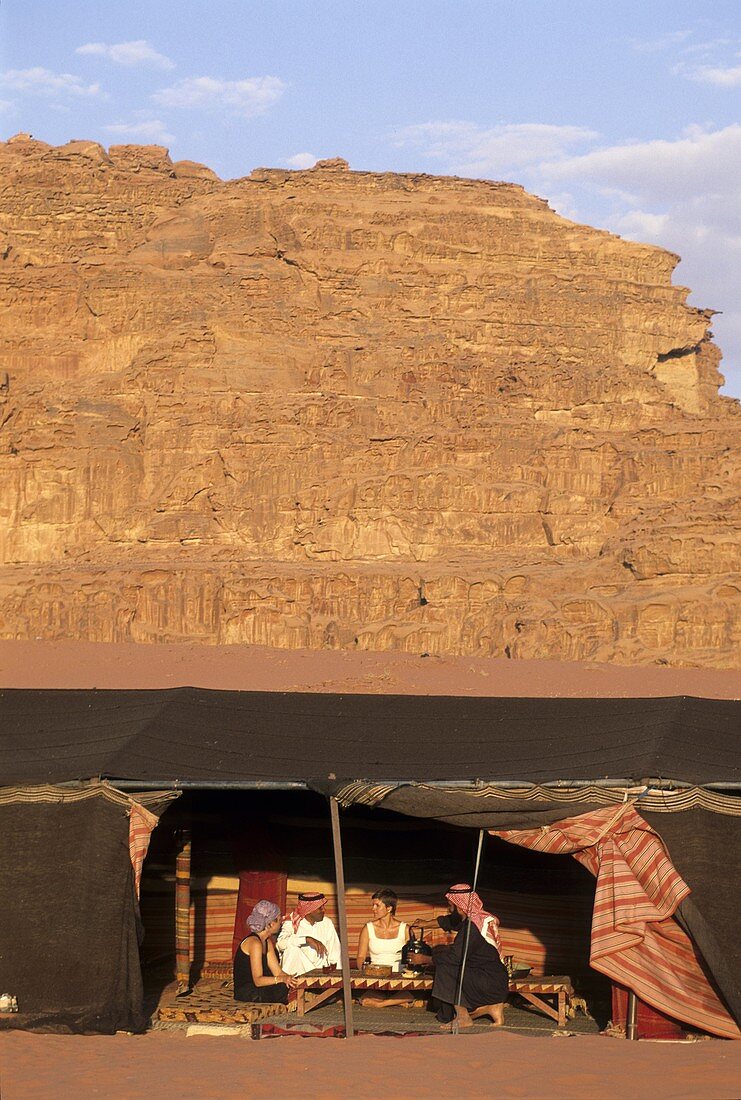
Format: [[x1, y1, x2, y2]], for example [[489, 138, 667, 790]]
[[277, 892, 342, 975]]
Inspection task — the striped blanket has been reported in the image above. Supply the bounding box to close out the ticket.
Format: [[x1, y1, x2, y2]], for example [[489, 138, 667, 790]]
[[493, 803, 740, 1040]]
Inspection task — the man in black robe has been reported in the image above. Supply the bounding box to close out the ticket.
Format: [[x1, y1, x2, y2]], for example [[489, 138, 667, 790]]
[[431, 883, 509, 1028]]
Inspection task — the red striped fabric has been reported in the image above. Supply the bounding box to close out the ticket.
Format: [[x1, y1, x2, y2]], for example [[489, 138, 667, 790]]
[[128, 801, 159, 898], [493, 803, 740, 1040]]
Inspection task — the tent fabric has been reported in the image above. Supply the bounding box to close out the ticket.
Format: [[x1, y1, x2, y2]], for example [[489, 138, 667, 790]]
[[0, 782, 177, 899], [325, 781, 741, 829], [1, 688, 739, 785], [493, 804, 740, 1039], [229, 822, 288, 958], [0, 782, 174, 1033], [0, 781, 177, 812], [0, 786, 150, 1033], [129, 803, 159, 898], [648, 810, 741, 1028]]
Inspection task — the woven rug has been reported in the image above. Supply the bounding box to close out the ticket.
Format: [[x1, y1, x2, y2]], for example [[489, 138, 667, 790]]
[[155, 980, 295, 1025]]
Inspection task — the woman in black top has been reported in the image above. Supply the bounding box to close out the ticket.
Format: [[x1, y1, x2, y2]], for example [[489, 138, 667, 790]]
[[233, 899, 298, 1003]]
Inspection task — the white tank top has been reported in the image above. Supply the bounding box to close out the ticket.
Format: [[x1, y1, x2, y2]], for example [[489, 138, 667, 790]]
[[367, 921, 408, 967]]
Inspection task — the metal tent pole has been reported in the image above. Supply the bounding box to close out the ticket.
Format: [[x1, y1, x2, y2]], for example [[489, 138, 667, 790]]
[[329, 797, 355, 1039], [626, 990, 638, 1040], [452, 827, 486, 1035]]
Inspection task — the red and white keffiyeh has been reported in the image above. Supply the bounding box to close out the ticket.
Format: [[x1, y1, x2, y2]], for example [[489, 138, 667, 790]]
[[445, 883, 502, 953], [290, 892, 326, 932]]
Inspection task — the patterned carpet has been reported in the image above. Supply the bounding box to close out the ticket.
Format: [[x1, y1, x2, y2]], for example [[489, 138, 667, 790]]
[[147, 977, 602, 1037]]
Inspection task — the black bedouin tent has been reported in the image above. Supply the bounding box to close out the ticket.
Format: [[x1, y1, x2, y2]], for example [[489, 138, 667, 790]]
[[0, 688, 739, 1034], [1, 688, 738, 786]]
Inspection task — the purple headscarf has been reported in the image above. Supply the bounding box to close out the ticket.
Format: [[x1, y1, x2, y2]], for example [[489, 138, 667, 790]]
[[246, 899, 282, 933]]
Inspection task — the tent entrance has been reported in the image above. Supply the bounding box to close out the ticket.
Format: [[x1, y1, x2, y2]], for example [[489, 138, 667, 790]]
[[138, 789, 610, 1029]]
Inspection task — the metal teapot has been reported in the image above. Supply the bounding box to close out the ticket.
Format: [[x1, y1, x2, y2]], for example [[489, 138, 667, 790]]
[[401, 926, 434, 972]]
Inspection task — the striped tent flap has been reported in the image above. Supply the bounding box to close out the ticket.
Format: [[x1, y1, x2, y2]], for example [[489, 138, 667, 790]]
[[493, 803, 740, 1040]]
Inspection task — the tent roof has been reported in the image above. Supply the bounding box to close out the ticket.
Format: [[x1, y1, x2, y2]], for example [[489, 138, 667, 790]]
[[1, 687, 738, 786]]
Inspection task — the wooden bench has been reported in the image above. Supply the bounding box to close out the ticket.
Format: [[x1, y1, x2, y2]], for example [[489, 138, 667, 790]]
[[295, 970, 575, 1027], [509, 976, 575, 1029]]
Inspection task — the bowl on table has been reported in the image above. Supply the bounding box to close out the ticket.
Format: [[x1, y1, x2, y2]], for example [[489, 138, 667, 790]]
[[363, 964, 393, 978]]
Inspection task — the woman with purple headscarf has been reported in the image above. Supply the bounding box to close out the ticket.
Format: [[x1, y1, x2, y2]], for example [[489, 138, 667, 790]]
[[233, 899, 299, 1003]]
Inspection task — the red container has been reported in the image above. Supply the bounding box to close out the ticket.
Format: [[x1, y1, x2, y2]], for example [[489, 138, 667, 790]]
[[611, 983, 686, 1040]]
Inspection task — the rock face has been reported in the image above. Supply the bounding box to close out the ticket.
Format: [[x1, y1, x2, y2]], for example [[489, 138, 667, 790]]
[[0, 136, 739, 667]]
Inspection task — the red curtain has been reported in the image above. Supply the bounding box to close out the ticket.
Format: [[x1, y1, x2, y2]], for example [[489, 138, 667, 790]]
[[611, 983, 685, 1040], [231, 871, 288, 958], [230, 823, 288, 959]]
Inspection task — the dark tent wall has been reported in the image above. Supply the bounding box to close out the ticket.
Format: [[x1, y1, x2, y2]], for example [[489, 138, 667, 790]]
[[650, 810, 741, 1027], [0, 788, 159, 1034]]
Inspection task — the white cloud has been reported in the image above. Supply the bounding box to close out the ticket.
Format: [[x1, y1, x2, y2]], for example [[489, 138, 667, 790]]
[[285, 152, 317, 169], [0, 67, 101, 97], [153, 75, 285, 117], [642, 27, 741, 87], [394, 121, 597, 178], [77, 40, 175, 71], [543, 124, 741, 207], [104, 118, 175, 144], [685, 63, 741, 87]]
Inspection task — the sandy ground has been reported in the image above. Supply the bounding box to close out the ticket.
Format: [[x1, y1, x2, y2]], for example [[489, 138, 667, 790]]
[[1, 1030, 740, 1100], [1, 639, 739, 697]]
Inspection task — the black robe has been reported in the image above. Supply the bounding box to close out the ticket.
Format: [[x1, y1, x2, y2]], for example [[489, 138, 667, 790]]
[[431, 915, 508, 1021]]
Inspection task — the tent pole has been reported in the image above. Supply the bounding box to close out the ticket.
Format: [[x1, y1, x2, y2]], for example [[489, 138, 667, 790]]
[[452, 827, 486, 1035], [626, 990, 638, 1040], [175, 824, 192, 996], [329, 797, 355, 1038]]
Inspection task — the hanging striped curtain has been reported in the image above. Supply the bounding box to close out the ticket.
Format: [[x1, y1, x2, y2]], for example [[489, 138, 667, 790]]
[[128, 801, 160, 898], [492, 803, 740, 1040]]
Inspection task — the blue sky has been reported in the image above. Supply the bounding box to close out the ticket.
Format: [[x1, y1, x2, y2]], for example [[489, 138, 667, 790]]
[[2, 1, 740, 392]]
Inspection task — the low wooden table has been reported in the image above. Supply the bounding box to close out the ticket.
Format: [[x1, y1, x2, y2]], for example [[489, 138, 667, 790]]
[[295, 971, 433, 1016], [509, 976, 575, 1028], [294, 971, 574, 1027]]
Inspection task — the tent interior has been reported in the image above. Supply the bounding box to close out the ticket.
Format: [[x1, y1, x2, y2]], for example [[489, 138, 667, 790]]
[[138, 788, 613, 1022], [141, 790, 596, 971], [137, 786, 741, 1039]]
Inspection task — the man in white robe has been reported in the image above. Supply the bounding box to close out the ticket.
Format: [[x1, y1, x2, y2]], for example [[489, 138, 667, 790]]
[[277, 892, 343, 975]]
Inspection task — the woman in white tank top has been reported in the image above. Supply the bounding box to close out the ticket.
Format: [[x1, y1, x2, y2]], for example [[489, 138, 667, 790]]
[[356, 889, 407, 970], [356, 889, 413, 1007]]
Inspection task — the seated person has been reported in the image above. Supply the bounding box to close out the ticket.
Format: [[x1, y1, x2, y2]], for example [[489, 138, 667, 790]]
[[233, 900, 298, 1003], [277, 892, 342, 975], [356, 888, 413, 1008], [356, 888, 408, 969], [428, 883, 509, 1029]]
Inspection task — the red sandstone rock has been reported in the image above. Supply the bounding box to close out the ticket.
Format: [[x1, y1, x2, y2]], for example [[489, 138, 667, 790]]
[[0, 139, 738, 667]]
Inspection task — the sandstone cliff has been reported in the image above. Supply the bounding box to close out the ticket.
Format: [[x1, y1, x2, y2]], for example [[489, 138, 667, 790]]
[[0, 135, 738, 667]]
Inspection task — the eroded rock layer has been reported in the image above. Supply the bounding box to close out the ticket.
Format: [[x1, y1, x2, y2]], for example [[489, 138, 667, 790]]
[[0, 136, 739, 666]]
